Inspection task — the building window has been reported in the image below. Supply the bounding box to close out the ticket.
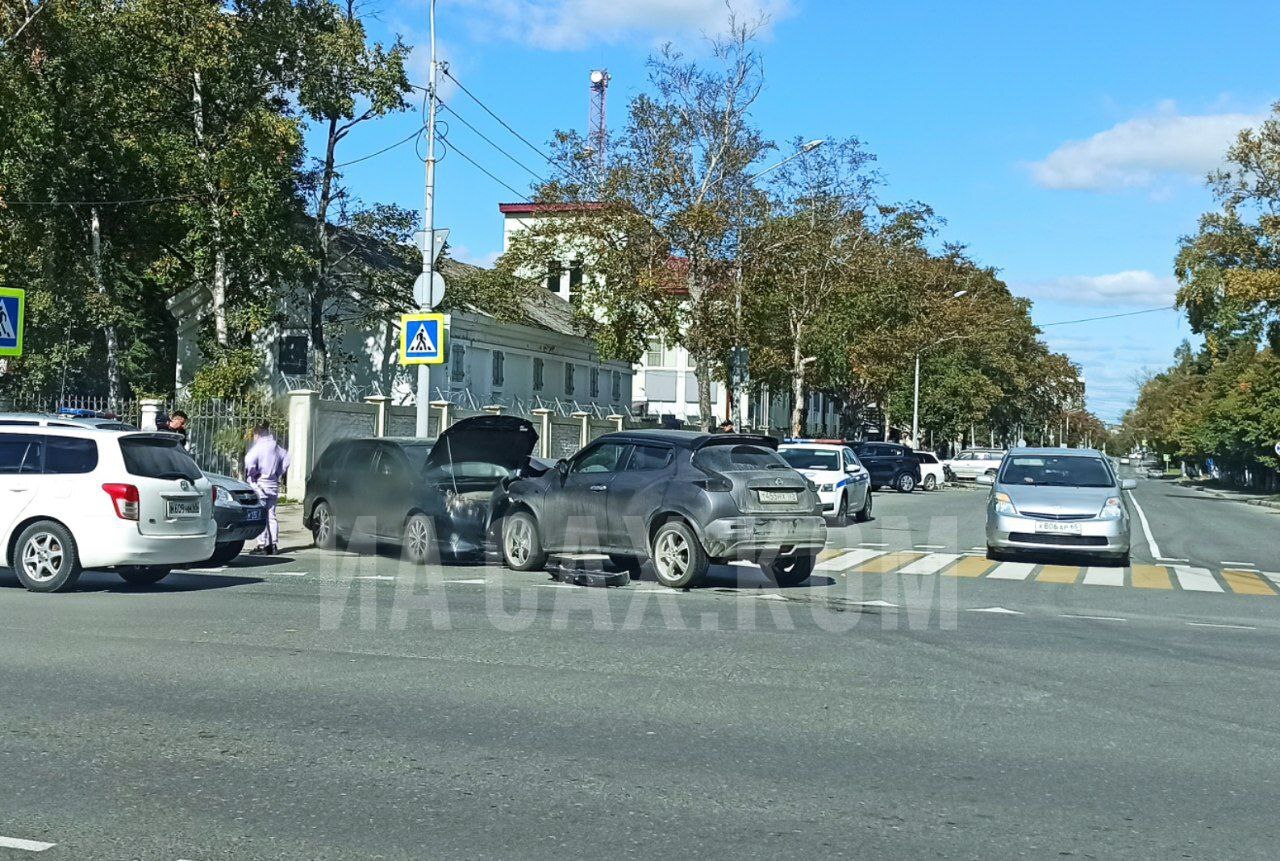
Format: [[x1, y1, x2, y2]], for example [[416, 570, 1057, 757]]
[[545, 260, 562, 292], [451, 342, 467, 383], [278, 334, 308, 376], [645, 339, 665, 367], [568, 260, 583, 295], [590, 367, 601, 399], [491, 350, 505, 388], [533, 357, 544, 392], [564, 363, 575, 396], [611, 371, 622, 402]]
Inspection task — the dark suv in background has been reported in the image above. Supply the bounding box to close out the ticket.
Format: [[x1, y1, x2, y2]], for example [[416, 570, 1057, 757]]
[[850, 441, 922, 492], [495, 430, 827, 589]]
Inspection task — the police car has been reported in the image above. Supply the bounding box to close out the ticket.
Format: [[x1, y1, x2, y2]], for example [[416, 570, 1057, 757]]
[[777, 440, 872, 527]]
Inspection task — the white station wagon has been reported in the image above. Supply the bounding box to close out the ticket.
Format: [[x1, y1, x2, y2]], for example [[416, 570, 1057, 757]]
[[0, 426, 215, 592]]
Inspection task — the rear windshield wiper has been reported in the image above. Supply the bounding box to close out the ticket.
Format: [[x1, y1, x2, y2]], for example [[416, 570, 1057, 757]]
[[155, 471, 193, 481]]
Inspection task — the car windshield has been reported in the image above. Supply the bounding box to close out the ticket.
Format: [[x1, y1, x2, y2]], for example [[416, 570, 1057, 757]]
[[779, 449, 839, 471], [999, 455, 1114, 488], [694, 443, 790, 472]]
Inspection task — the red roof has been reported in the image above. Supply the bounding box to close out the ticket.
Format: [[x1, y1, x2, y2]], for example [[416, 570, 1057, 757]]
[[499, 201, 606, 214]]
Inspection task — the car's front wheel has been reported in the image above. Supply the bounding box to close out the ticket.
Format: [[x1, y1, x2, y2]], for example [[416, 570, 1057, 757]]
[[895, 472, 916, 493], [651, 520, 708, 589], [502, 511, 548, 571], [311, 501, 342, 550], [855, 489, 873, 523], [831, 492, 849, 528], [117, 566, 172, 587], [402, 514, 436, 565], [923, 474, 937, 491], [762, 551, 817, 587], [14, 521, 82, 593]]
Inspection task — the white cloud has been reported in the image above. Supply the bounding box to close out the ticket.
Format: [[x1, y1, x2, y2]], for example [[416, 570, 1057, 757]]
[[1016, 270, 1178, 307], [450, 245, 501, 268], [1027, 104, 1263, 191], [458, 0, 793, 50]]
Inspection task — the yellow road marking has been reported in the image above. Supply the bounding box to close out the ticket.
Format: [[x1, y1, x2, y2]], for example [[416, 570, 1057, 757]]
[[817, 548, 845, 561], [853, 552, 925, 574], [1037, 565, 1079, 584], [945, 556, 996, 578], [1222, 569, 1276, 596], [1131, 564, 1172, 590]]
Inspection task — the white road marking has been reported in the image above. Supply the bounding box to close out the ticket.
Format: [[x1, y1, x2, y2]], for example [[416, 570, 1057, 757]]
[[849, 599, 899, 608], [268, 571, 307, 577], [1173, 565, 1224, 593], [353, 575, 395, 581], [1083, 566, 1125, 586], [1187, 622, 1256, 630], [443, 578, 486, 584], [815, 548, 884, 572], [0, 836, 55, 852], [987, 561, 1036, 581], [898, 553, 960, 575], [858, 542, 888, 548], [1126, 490, 1163, 560], [538, 582, 582, 589], [1220, 562, 1258, 569], [1060, 613, 1127, 622], [1157, 557, 1189, 563], [967, 606, 1023, 615], [1262, 572, 1280, 587], [757, 594, 789, 601], [630, 587, 676, 594], [913, 544, 946, 550]]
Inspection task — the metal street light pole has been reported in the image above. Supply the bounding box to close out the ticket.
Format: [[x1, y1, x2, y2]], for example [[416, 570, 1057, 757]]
[[910, 289, 968, 448], [732, 138, 825, 431], [414, 0, 439, 438]]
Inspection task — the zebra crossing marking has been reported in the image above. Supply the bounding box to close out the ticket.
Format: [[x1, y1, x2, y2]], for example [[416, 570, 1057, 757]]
[[1131, 565, 1172, 589], [897, 552, 960, 575], [946, 556, 996, 578], [853, 552, 925, 574], [988, 561, 1036, 581], [816, 548, 884, 572], [1221, 569, 1276, 596], [1083, 566, 1125, 586], [1173, 565, 1223, 593], [1037, 565, 1079, 584]]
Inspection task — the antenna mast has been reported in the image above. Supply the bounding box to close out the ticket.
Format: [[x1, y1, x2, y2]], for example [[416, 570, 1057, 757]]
[[588, 69, 610, 175]]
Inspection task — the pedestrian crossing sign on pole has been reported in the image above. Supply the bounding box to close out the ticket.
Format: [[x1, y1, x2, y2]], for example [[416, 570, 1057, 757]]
[[400, 312, 446, 365], [0, 288, 25, 357]]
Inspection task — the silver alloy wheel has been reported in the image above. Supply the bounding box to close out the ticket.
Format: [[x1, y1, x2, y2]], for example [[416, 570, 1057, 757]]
[[315, 506, 332, 544], [506, 517, 531, 566], [406, 517, 432, 560], [654, 529, 690, 582], [21, 532, 64, 583]]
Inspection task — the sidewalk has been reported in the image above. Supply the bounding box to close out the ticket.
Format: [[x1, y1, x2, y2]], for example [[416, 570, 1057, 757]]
[[1175, 477, 1280, 512], [276, 502, 312, 553]]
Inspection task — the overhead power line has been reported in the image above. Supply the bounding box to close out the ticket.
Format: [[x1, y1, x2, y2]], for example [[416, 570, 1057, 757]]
[[440, 136, 528, 201], [1, 193, 195, 208], [440, 103, 546, 183], [440, 68, 554, 166], [1039, 305, 1178, 328], [334, 122, 427, 168]]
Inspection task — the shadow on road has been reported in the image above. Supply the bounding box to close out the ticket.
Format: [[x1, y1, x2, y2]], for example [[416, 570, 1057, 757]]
[[0, 569, 266, 593]]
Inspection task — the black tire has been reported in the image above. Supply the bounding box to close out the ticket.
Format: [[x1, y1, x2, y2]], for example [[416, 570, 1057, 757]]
[[855, 489, 873, 523], [650, 520, 709, 589], [503, 510, 548, 571], [117, 566, 172, 587], [830, 492, 849, 528], [402, 513, 436, 565], [207, 540, 245, 566], [986, 546, 1006, 562], [923, 474, 937, 491], [608, 554, 644, 577], [762, 551, 818, 587], [895, 472, 917, 493], [1115, 552, 1131, 567], [13, 520, 82, 593], [311, 500, 342, 550]]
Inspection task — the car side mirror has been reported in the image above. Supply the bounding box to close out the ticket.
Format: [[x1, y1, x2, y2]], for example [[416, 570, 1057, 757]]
[[556, 459, 570, 481], [976, 474, 995, 486], [1121, 478, 1137, 490]]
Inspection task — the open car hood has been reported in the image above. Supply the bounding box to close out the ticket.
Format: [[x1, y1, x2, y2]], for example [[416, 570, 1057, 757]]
[[425, 415, 539, 472]]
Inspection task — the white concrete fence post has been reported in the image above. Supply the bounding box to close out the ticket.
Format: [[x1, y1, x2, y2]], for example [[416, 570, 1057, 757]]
[[430, 399, 452, 433], [286, 389, 319, 501], [607, 413, 624, 432], [532, 408, 552, 458], [572, 410, 590, 449], [139, 398, 161, 431], [483, 404, 503, 415], [364, 395, 390, 437]]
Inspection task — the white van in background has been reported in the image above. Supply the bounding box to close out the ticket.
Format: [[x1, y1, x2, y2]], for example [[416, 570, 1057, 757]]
[[0, 427, 215, 592]]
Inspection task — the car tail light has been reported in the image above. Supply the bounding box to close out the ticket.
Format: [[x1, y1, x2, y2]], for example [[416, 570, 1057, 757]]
[[102, 483, 140, 520], [693, 470, 733, 492]]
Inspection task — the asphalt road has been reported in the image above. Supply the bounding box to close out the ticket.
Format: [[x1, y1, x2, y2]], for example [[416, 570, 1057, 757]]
[[1, 475, 1279, 859]]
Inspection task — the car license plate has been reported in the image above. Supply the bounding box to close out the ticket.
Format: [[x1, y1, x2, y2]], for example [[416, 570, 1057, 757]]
[[167, 499, 201, 518], [1034, 521, 1081, 535], [758, 490, 798, 503], [245, 508, 263, 522]]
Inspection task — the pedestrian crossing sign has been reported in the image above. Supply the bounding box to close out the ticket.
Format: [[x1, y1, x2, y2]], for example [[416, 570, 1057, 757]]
[[400, 312, 446, 365], [0, 288, 25, 357]]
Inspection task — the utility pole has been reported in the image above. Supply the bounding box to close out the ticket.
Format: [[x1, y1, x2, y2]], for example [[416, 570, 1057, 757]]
[[911, 351, 920, 448], [414, 0, 439, 438], [90, 206, 120, 402]]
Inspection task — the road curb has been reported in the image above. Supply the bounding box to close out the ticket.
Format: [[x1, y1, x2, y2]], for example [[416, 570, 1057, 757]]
[[1175, 479, 1280, 512]]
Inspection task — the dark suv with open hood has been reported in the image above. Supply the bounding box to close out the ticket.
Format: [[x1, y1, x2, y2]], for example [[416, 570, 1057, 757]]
[[495, 430, 827, 589], [303, 415, 539, 562]]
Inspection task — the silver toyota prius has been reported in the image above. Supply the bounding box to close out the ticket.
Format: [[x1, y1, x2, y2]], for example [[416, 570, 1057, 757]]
[[979, 448, 1137, 564]]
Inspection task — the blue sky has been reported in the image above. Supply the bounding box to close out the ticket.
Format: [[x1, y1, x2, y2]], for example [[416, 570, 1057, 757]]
[[326, 0, 1280, 422]]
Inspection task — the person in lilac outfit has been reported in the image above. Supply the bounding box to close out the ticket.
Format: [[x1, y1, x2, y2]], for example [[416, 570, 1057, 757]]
[[245, 421, 290, 555]]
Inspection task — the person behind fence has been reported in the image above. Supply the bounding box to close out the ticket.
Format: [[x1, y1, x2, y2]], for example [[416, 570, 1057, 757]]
[[166, 410, 190, 450], [245, 421, 290, 555]]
